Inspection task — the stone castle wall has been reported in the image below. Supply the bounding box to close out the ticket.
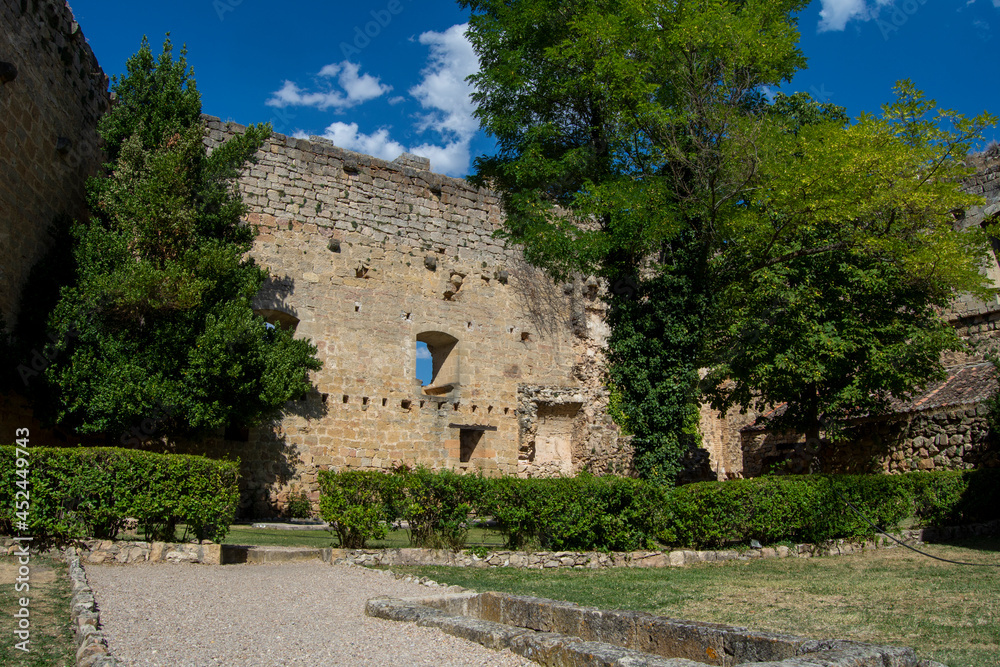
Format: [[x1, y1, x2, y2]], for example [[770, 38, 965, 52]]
[[172, 118, 629, 515], [0, 0, 109, 326]]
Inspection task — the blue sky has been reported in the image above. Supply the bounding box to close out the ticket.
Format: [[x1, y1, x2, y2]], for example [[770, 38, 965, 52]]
[[68, 0, 1000, 181]]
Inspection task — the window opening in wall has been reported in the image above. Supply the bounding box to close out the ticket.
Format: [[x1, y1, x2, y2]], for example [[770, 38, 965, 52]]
[[460, 429, 483, 463], [416, 341, 432, 386], [416, 331, 459, 395], [343, 395, 349, 404], [254, 309, 299, 332], [382, 398, 387, 406]]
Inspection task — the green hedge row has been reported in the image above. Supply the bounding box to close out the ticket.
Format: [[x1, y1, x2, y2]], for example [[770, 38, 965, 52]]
[[318, 467, 1000, 551], [0, 446, 240, 543]]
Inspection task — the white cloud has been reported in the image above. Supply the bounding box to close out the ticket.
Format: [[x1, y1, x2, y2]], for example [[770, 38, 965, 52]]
[[266, 61, 390, 110], [278, 24, 482, 177], [816, 0, 893, 32], [409, 141, 471, 177], [416, 343, 432, 360], [409, 23, 480, 142], [318, 121, 407, 161], [817, 0, 869, 31]]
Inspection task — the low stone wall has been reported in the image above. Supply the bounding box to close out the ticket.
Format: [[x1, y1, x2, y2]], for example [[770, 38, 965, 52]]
[[367, 591, 943, 667], [332, 521, 1000, 570], [70, 539, 222, 565], [65, 547, 122, 667]]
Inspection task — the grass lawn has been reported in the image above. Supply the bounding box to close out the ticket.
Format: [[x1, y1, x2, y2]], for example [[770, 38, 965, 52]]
[[0, 553, 76, 667], [219, 524, 507, 549], [389, 537, 1000, 667]]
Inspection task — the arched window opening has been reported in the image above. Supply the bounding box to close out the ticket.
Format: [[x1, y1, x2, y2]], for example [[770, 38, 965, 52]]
[[255, 308, 300, 332]]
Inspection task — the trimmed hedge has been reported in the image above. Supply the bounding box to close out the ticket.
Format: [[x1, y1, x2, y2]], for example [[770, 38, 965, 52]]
[[661, 474, 915, 548], [318, 467, 1000, 551], [318, 469, 402, 548], [477, 474, 666, 551], [0, 446, 240, 543]]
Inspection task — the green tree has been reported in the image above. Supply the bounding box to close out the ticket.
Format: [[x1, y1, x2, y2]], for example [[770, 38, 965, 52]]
[[14, 36, 321, 441], [462, 0, 996, 482]]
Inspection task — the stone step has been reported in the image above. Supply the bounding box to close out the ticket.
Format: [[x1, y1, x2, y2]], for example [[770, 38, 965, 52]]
[[221, 545, 332, 564]]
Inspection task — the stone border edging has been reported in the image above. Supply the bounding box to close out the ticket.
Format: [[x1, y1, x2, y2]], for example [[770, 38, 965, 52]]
[[64, 547, 122, 667], [332, 520, 1000, 570], [366, 591, 946, 667]]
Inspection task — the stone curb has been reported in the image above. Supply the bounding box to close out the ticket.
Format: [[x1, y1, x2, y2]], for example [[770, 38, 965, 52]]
[[64, 547, 122, 667], [332, 520, 1000, 571], [4, 519, 994, 571], [365, 592, 948, 667]]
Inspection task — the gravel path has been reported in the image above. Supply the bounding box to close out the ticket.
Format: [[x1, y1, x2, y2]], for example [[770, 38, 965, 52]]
[[86, 560, 536, 666]]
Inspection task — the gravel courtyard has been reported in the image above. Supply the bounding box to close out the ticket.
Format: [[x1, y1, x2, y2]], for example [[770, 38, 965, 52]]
[[86, 560, 535, 666]]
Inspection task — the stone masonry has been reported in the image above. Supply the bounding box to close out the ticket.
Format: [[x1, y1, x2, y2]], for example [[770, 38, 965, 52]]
[[0, 0, 109, 326], [165, 118, 629, 515]]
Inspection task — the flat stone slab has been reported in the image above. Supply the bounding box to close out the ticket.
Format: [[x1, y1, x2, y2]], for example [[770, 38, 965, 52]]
[[221, 545, 330, 564], [366, 592, 947, 667], [249, 521, 330, 531]]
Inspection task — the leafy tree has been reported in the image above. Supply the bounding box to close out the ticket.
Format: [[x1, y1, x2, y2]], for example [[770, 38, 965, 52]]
[[461, 0, 996, 481], [14, 36, 321, 441]]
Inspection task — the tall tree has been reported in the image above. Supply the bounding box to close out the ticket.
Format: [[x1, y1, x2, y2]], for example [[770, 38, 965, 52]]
[[15, 36, 321, 441], [462, 0, 996, 482]]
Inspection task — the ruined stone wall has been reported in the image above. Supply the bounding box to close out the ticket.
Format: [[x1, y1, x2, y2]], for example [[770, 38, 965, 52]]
[[0, 0, 109, 327], [741, 403, 999, 477], [698, 401, 759, 479], [189, 118, 629, 514]]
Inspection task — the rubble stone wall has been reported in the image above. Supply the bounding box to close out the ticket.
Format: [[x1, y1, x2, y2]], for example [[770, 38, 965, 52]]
[[741, 403, 999, 477]]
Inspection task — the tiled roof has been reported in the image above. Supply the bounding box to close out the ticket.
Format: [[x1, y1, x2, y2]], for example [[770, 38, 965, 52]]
[[742, 362, 997, 432]]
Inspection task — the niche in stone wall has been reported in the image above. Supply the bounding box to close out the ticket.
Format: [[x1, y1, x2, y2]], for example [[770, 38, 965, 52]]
[[533, 402, 582, 473], [460, 428, 483, 462], [417, 331, 459, 395]]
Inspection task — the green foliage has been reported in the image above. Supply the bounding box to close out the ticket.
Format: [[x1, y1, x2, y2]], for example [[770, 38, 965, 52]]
[[317, 470, 402, 548], [660, 470, 1000, 548], [902, 470, 1000, 527], [397, 466, 479, 551], [984, 356, 1000, 436], [318, 468, 1000, 552], [13, 36, 321, 440], [0, 446, 239, 543], [285, 490, 313, 519], [462, 0, 997, 478]]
